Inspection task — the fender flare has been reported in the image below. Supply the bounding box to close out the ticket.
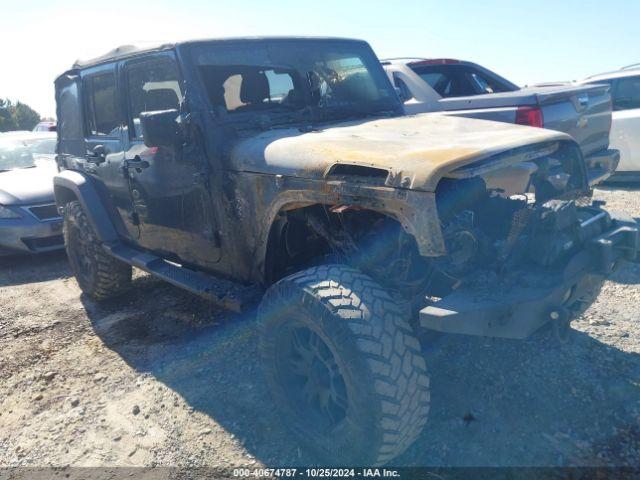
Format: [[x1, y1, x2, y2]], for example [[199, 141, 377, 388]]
[[53, 170, 121, 244]]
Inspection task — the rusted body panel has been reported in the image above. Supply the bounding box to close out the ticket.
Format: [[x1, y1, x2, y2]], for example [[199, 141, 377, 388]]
[[219, 171, 443, 283], [223, 113, 573, 272], [228, 113, 570, 191]]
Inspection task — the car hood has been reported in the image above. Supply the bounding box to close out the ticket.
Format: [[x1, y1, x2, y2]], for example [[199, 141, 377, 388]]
[[228, 113, 571, 191], [0, 157, 57, 205]]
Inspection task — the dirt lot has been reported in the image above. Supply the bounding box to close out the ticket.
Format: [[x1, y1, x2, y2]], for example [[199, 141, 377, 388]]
[[1, 187, 640, 469]]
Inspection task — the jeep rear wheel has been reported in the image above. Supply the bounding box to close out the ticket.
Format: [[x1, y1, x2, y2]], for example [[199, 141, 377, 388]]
[[258, 264, 430, 465], [63, 201, 132, 300]]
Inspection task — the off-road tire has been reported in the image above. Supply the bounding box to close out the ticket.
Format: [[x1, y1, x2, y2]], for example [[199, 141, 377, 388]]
[[63, 201, 132, 300], [258, 264, 430, 465]]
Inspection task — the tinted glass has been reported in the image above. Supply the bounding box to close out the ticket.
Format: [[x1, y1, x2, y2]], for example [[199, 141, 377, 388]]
[[84, 73, 119, 136], [613, 76, 640, 111], [193, 40, 399, 123], [392, 74, 414, 101], [411, 64, 515, 97], [127, 57, 183, 138]]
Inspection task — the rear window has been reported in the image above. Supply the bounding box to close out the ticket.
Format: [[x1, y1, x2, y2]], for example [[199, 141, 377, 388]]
[[410, 64, 515, 98]]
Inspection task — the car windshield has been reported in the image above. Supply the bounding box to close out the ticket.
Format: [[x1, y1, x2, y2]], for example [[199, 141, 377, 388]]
[[0, 136, 55, 171], [192, 40, 400, 125]]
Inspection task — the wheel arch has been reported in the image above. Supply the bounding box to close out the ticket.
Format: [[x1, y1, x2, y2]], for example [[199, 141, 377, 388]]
[[53, 170, 125, 244], [260, 197, 415, 286]]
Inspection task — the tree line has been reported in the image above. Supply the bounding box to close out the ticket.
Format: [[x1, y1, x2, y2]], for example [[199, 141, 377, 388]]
[[0, 98, 43, 132]]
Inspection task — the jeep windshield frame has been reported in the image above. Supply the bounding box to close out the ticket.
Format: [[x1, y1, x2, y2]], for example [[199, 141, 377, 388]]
[[186, 38, 402, 128]]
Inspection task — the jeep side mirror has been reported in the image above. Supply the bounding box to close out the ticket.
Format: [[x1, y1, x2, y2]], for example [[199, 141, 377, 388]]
[[139, 109, 183, 148]]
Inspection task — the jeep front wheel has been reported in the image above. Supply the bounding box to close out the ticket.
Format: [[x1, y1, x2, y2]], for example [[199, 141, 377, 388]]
[[63, 201, 132, 300], [257, 264, 430, 465]]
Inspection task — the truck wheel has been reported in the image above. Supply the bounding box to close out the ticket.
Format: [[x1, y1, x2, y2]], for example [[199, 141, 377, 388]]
[[258, 264, 430, 465], [63, 201, 132, 300]]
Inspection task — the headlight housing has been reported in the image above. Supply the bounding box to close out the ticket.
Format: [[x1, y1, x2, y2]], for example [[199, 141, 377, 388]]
[[0, 205, 21, 219]]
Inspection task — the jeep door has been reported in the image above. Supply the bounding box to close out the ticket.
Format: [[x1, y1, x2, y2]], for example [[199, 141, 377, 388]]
[[121, 52, 221, 268], [80, 64, 139, 239]]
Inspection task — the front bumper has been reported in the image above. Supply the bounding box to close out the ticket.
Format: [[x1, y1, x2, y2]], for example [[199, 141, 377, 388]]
[[419, 209, 639, 339], [0, 204, 64, 255]]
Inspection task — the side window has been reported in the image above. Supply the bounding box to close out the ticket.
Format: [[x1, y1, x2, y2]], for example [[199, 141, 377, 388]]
[[126, 57, 183, 138], [613, 76, 640, 111], [464, 68, 512, 95], [467, 72, 494, 94], [392, 74, 414, 101], [84, 72, 119, 136]]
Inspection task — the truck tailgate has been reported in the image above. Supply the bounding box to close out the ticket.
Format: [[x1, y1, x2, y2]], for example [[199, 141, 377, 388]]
[[439, 83, 612, 157]]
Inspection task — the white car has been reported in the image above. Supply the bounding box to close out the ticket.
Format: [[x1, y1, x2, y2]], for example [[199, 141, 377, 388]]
[[580, 64, 640, 181]]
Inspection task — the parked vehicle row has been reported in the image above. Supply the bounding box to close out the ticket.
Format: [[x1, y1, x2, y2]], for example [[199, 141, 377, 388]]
[[383, 57, 640, 180], [50, 37, 640, 465], [382, 58, 620, 185]]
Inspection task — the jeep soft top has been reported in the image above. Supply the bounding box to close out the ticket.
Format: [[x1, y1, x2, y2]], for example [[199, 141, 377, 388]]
[[53, 37, 639, 464]]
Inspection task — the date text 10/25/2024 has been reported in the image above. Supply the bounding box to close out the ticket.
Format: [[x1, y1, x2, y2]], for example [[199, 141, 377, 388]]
[[232, 468, 400, 478]]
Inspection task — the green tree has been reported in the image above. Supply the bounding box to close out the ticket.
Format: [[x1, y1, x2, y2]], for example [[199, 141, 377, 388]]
[[0, 98, 42, 132], [0, 99, 17, 132], [12, 101, 41, 130]]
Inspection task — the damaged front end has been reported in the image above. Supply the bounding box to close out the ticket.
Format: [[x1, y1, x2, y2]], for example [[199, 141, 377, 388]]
[[419, 141, 640, 339], [419, 200, 639, 339], [293, 139, 639, 339]]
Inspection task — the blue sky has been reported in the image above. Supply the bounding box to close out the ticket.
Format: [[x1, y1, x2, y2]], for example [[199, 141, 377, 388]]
[[2, 0, 638, 118]]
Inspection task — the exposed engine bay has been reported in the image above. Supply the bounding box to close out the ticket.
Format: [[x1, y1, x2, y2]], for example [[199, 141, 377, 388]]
[[299, 185, 607, 301], [271, 143, 629, 326]]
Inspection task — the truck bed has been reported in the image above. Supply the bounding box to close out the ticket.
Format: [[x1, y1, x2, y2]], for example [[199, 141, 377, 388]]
[[439, 83, 612, 158]]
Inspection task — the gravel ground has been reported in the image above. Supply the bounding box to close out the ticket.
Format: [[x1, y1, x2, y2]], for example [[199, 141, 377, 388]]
[[0, 186, 639, 470]]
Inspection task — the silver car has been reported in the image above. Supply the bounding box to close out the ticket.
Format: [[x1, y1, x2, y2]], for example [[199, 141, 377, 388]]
[[0, 133, 64, 255]]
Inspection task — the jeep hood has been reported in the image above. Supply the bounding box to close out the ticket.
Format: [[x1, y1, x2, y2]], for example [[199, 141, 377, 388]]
[[227, 113, 572, 191]]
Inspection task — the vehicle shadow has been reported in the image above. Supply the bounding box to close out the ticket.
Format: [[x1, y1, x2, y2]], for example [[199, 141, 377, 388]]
[[82, 278, 640, 467], [608, 259, 640, 285], [598, 182, 640, 192], [0, 250, 69, 287], [403, 328, 640, 467]]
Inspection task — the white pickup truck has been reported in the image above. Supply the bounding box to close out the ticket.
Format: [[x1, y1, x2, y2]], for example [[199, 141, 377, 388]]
[[383, 58, 619, 186]]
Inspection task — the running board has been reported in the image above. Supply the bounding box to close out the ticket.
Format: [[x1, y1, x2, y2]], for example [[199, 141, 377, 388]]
[[103, 243, 261, 312]]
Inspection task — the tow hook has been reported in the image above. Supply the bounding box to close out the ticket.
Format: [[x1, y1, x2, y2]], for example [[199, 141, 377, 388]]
[[549, 306, 571, 344]]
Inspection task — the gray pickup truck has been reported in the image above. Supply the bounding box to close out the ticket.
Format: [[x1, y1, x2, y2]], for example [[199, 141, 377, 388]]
[[383, 58, 618, 186]]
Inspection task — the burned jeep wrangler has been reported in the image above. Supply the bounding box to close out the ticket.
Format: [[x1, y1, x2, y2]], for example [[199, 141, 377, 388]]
[[53, 37, 640, 464]]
